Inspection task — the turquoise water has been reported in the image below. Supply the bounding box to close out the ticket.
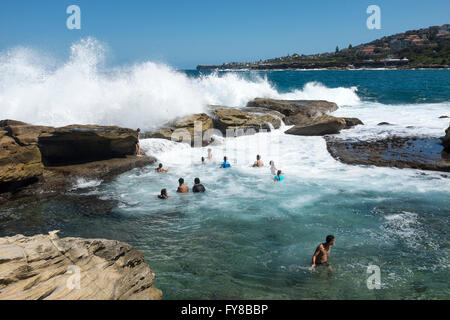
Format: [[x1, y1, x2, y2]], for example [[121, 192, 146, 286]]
[[1, 70, 449, 299]]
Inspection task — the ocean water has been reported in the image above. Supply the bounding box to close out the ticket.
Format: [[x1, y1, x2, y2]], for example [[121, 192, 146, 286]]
[[0, 39, 449, 299]]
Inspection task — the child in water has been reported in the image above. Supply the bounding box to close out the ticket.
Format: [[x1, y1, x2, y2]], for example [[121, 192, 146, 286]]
[[220, 156, 231, 168], [274, 170, 284, 182]]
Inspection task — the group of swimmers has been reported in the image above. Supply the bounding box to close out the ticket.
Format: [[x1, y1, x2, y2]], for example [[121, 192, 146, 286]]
[[154, 149, 285, 199], [157, 177, 206, 199], [151, 147, 334, 270]]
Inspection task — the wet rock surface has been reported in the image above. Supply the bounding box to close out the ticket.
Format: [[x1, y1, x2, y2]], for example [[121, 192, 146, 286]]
[[246, 98, 362, 136], [325, 135, 450, 172], [442, 125, 450, 152]]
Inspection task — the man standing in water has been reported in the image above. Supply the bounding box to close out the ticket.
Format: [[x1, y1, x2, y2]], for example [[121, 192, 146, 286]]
[[311, 235, 335, 270], [177, 178, 189, 193], [253, 155, 264, 167], [192, 178, 206, 193]]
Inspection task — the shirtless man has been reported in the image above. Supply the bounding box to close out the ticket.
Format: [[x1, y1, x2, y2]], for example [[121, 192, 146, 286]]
[[253, 155, 264, 167], [177, 178, 189, 193], [155, 163, 169, 173], [311, 235, 335, 270]]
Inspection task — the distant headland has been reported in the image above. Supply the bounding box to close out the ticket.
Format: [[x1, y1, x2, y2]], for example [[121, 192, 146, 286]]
[[197, 24, 450, 70]]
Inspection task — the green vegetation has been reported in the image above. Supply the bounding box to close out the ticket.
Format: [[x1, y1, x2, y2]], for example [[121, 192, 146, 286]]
[[197, 24, 450, 70]]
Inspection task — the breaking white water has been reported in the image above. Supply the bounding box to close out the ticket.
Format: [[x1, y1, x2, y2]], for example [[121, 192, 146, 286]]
[[0, 37, 361, 130]]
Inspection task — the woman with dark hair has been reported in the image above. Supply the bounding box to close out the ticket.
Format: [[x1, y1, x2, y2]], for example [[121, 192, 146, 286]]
[[158, 188, 169, 199], [274, 170, 284, 182]]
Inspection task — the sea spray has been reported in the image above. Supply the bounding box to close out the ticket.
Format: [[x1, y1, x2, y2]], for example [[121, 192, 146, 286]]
[[0, 37, 361, 130]]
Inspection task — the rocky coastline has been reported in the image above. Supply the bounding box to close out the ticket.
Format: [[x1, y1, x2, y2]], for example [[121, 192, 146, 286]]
[[1, 100, 448, 300], [0, 120, 155, 202], [325, 126, 450, 173], [145, 98, 363, 145], [0, 231, 162, 300]]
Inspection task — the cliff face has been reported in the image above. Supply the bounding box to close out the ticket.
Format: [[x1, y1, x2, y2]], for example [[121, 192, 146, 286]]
[[0, 231, 162, 300], [0, 120, 154, 199]]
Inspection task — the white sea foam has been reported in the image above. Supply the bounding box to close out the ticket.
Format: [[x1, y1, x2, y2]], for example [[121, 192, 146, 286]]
[[333, 101, 450, 139], [70, 177, 102, 190], [0, 37, 360, 130]]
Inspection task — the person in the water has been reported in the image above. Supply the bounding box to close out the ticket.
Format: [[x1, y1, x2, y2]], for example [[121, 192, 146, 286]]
[[158, 188, 169, 199], [136, 128, 142, 157], [201, 157, 205, 164], [253, 155, 264, 168], [192, 178, 206, 193], [220, 156, 231, 168], [207, 149, 213, 161], [155, 163, 169, 173], [269, 161, 277, 175], [177, 178, 189, 193], [311, 235, 335, 271], [274, 170, 284, 182]]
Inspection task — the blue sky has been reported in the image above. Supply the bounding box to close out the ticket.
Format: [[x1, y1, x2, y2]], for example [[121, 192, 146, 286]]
[[0, 0, 449, 69]]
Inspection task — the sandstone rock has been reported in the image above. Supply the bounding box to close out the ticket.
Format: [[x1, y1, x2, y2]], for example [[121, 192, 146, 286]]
[[211, 107, 281, 134], [0, 231, 162, 300], [0, 122, 45, 192], [1, 120, 151, 198], [443, 126, 450, 152], [246, 98, 338, 118], [38, 125, 139, 166], [285, 115, 347, 136], [146, 113, 214, 145]]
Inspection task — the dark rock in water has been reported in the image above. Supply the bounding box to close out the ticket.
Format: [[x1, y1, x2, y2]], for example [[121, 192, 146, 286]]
[[246, 98, 362, 136], [0, 231, 162, 300], [439, 115, 449, 119], [325, 135, 450, 172], [377, 122, 392, 126], [342, 117, 364, 128], [442, 126, 450, 152], [0, 120, 154, 200], [285, 115, 347, 136]]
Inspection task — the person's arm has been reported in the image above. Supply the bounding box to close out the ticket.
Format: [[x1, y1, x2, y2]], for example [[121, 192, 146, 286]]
[[311, 245, 323, 268]]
